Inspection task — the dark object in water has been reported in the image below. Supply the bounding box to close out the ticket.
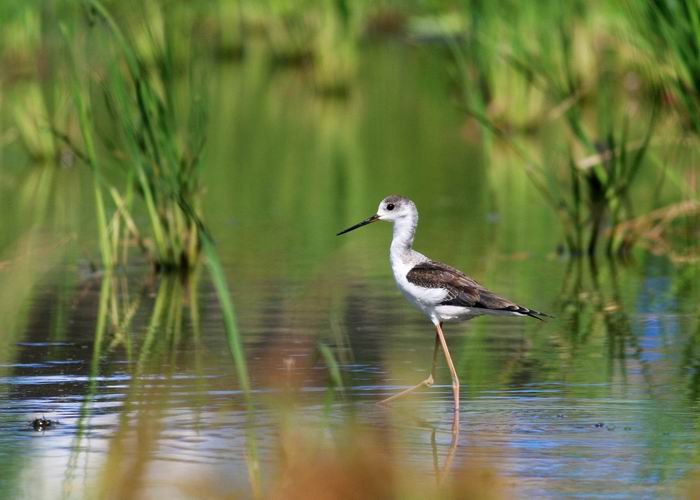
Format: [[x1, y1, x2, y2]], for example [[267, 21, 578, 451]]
[[31, 416, 56, 431]]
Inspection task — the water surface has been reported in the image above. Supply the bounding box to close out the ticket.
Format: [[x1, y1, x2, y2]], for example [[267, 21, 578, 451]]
[[1, 44, 700, 498]]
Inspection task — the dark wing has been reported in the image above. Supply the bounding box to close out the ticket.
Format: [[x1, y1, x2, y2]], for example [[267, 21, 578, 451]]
[[406, 260, 549, 320]]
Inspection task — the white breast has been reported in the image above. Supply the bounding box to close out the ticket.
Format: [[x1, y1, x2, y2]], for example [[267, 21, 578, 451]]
[[390, 250, 448, 315]]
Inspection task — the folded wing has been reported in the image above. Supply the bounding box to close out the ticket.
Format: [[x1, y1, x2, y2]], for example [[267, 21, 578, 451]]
[[406, 261, 548, 320]]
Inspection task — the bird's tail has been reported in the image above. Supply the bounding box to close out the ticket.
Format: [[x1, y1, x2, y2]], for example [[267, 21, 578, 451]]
[[524, 308, 553, 321]]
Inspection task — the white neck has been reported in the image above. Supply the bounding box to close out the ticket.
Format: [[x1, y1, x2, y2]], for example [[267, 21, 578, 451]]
[[390, 214, 418, 263]]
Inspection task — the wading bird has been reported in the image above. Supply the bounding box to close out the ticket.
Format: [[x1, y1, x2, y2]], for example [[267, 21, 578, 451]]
[[337, 195, 548, 412]]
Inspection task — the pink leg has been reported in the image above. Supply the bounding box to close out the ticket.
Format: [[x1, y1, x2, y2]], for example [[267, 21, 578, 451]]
[[435, 322, 460, 411], [379, 331, 440, 405]]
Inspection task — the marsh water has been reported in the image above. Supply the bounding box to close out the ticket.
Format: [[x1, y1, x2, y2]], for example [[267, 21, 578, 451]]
[[2, 45, 700, 498]]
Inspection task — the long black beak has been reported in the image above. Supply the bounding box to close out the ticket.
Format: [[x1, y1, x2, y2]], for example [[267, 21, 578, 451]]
[[336, 214, 381, 236]]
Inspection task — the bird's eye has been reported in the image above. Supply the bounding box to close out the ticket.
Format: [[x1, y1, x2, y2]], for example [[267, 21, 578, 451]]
[[386, 203, 395, 211]]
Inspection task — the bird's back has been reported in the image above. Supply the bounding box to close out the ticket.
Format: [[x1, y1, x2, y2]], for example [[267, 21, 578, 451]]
[[406, 259, 548, 320]]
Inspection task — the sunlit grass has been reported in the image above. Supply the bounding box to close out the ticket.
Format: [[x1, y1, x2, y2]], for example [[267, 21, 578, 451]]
[[15, 0, 211, 271], [3, 0, 697, 258], [448, 1, 689, 257], [2, 1, 700, 496]]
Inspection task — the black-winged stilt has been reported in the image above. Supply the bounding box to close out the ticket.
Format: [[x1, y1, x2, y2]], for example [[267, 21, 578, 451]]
[[337, 195, 548, 412]]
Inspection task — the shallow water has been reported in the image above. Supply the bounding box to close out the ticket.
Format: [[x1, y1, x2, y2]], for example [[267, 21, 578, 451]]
[[2, 252, 700, 498], [2, 44, 700, 498]]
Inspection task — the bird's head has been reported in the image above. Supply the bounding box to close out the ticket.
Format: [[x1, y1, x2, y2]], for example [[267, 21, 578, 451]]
[[336, 195, 417, 235], [375, 195, 416, 222]]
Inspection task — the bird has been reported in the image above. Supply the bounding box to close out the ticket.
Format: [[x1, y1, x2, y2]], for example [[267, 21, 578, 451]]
[[337, 195, 549, 413]]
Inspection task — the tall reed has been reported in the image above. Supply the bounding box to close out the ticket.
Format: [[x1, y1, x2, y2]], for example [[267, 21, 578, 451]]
[[453, 3, 658, 256], [628, 0, 700, 135], [59, 0, 207, 271], [62, 21, 114, 268]]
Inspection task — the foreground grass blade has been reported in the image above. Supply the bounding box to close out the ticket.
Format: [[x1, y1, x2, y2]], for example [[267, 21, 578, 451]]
[[61, 23, 113, 268], [201, 235, 260, 494], [201, 235, 251, 398], [318, 342, 345, 392]]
